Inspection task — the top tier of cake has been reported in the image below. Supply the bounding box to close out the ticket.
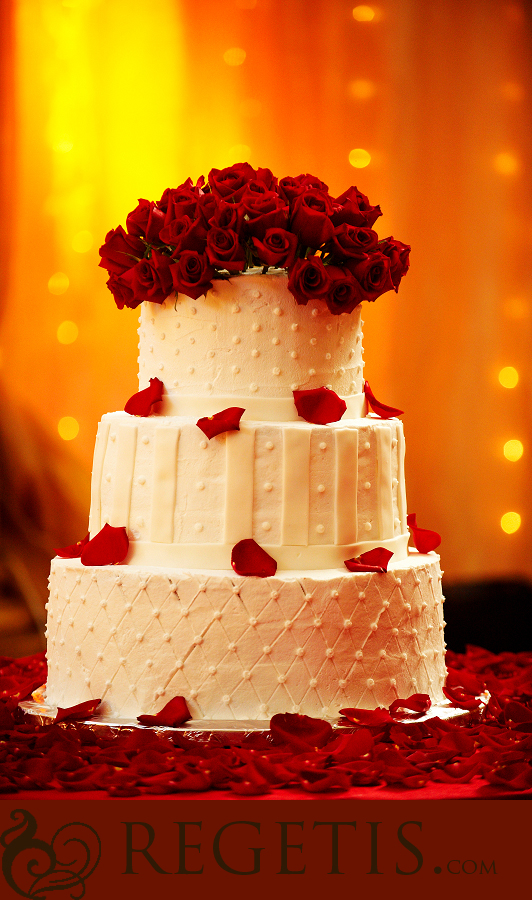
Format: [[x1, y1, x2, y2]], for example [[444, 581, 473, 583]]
[[138, 272, 366, 421]]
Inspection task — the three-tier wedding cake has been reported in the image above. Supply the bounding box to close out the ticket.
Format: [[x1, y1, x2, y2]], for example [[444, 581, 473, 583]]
[[44, 164, 446, 721]]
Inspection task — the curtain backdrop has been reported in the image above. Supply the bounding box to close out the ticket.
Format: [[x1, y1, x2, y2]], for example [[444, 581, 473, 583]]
[[0, 0, 530, 583]]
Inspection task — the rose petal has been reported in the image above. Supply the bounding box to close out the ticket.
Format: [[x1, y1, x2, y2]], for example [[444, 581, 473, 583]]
[[293, 386, 347, 425], [55, 699, 102, 723], [339, 707, 393, 727], [80, 523, 129, 566], [407, 513, 441, 553], [54, 533, 90, 559], [231, 539, 277, 577], [389, 694, 432, 717], [270, 713, 334, 750], [196, 407, 245, 439], [442, 684, 482, 710], [344, 547, 394, 573], [364, 380, 404, 418], [124, 377, 164, 416], [137, 696, 191, 728]]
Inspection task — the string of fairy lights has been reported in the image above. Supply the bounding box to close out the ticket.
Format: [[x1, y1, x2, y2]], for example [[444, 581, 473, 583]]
[[46, 2, 524, 539]]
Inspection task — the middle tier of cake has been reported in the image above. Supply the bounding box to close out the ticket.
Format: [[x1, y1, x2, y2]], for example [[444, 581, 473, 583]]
[[89, 413, 409, 570]]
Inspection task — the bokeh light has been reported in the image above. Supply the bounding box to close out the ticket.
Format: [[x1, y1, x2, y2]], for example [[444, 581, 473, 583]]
[[223, 47, 246, 66], [57, 321, 79, 344], [501, 511, 521, 534], [58, 416, 80, 441], [53, 139, 73, 153], [235, 0, 257, 7], [349, 79, 377, 100], [48, 272, 70, 295], [498, 366, 519, 388], [352, 5, 375, 21], [503, 440, 524, 462], [349, 148, 371, 168], [228, 144, 251, 161], [72, 230, 93, 253], [494, 152, 520, 175]]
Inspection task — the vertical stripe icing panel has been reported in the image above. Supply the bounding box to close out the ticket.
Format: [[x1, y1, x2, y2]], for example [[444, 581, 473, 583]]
[[335, 428, 358, 545], [224, 426, 255, 543], [110, 424, 138, 529], [151, 426, 180, 543], [396, 422, 408, 533], [281, 427, 311, 545], [88, 420, 110, 536], [375, 425, 394, 540]]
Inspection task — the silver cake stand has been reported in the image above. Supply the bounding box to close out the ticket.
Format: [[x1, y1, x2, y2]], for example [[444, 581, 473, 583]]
[[19, 693, 489, 743]]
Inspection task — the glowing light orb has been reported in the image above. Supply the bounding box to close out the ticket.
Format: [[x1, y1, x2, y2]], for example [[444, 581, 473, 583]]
[[501, 512, 521, 534], [48, 272, 70, 295], [57, 321, 79, 344], [72, 230, 93, 253], [53, 140, 74, 153], [498, 366, 519, 389], [223, 47, 247, 66], [494, 152, 519, 175], [352, 5, 375, 21], [349, 148, 371, 168], [58, 416, 79, 441], [349, 79, 376, 100], [228, 144, 251, 162], [503, 440, 524, 462]]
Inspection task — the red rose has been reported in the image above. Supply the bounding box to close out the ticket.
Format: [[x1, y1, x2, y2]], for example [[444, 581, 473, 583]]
[[126, 198, 166, 243], [206, 227, 246, 271], [208, 162, 257, 201], [379, 236, 411, 289], [170, 251, 215, 300], [348, 251, 395, 302], [119, 250, 173, 305], [160, 187, 201, 224], [106, 273, 137, 310], [324, 266, 363, 315], [242, 190, 289, 239], [278, 173, 330, 204], [159, 215, 207, 252], [332, 186, 382, 228], [158, 176, 204, 212], [329, 223, 379, 260], [252, 228, 298, 268], [99, 225, 145, 275], [208, 199, 246, 238], [290, 188, 334, 248], [196, 191, 219, 225], [287, 257, 332, 305]]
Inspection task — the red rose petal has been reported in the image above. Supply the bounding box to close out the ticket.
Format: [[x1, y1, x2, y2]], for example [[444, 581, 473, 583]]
[[407, 513, 441, 553], [54, 699, 102, 723], [231, 539, 277, 577], [339, 707, 393, 727], [389, 694, 432, 717], [270, 713, 334, 750], [364, 380, 403, 418], [124, 377, 164, 416], [442, 684, 482, 711], [293, 386, 347, 425], [54, 533, 90, 559], [137, 696, 191, 728], [80, 523, 129, 566], [196, 406, 245, 439], [344, 547, 394, 573]]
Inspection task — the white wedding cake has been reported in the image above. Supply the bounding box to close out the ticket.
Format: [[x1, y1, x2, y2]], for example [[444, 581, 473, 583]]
[[44, 165, 446, 721]]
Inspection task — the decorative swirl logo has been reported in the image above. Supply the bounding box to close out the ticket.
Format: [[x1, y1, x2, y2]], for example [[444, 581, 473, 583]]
[[1, 809, 101, 898]]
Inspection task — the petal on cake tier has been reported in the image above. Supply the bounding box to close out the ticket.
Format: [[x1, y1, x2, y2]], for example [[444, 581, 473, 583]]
[[407, 513, 441, 552], [293, 386, 347, 425], [270, 712, 334, 749], [137, 696, 191, 727], [364, 380, 404, 418], [231, 539, 277, 577], [389, 693, 431, 717], [80, 524, 129, 566], [344, 547, 394, 573], [54, 533, 90, 558], [196, 406, 245, 439], [54, 698, 102, 722], [124, 377, 164, 416]]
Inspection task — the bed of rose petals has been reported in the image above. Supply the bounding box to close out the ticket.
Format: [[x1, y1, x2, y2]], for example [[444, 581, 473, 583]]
[[1, 647, 532, 796]]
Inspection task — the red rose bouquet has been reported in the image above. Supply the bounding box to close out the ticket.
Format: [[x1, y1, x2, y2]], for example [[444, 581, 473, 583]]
[[99, 163, 410, 315]]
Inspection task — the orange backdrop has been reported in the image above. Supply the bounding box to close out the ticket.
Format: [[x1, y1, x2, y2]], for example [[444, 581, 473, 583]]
[[1, 0, 531, 583]]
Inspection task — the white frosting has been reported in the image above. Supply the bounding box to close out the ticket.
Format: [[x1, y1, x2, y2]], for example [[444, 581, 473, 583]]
[[46, 552, 446, 720]]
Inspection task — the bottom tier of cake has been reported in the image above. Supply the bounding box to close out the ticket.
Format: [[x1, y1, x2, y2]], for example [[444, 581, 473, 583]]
[[45, 551, 447, 720]]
